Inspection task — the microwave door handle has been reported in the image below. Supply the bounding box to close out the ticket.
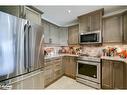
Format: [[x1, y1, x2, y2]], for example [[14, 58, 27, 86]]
[[97, 34, 99, 42]]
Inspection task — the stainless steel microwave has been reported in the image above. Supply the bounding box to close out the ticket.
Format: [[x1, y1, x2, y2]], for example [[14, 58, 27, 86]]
[[79, 31, 102, 44]]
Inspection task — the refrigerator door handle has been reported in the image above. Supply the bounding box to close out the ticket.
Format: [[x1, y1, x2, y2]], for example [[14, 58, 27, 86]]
[[24, 24, 29, 70], [28, 25, 31, 69], [28, 25, 31, 31]]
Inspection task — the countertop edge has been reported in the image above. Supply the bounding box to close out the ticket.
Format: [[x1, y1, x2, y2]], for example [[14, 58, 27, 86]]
[[101, 56, 127, 63]]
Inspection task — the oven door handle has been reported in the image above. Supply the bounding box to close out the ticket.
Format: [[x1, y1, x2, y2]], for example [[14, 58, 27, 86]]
[[77, 60, 99, 65]]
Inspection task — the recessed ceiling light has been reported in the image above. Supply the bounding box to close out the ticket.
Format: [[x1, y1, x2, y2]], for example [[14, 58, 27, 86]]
[[67, 10, 71, 13]]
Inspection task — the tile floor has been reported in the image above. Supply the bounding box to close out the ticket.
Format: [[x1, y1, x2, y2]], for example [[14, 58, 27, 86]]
[[45, 76, 95, 89]]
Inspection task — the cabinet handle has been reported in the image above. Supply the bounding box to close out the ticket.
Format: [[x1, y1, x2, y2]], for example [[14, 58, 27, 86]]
[[49, 38, 52, 43]]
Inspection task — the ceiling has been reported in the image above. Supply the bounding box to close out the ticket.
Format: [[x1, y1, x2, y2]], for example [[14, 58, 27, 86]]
[[35, 6, 127, 27]]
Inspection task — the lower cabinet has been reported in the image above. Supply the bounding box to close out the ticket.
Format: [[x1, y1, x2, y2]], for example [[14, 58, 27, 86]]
[[126, 64, 127, 89], [44, 56, 77, 87], [63, 56, 76, 78], [44, 65, 54, 86], [44, 57, 64, 87], [102, 60, 125, 89], [10, 70, 44, 89], [102, 60, 113, 89]]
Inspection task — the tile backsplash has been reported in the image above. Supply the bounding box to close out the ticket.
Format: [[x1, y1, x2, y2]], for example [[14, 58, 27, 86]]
[[44, 44, 127, 57], [81, 44, 127, 57]]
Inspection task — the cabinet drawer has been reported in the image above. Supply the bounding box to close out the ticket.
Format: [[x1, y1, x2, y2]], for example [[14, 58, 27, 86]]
[[44, 65, 52, 70], [54, 69, 63, 79], [44, 60, 52, 67], [54, 62, 62, 71]]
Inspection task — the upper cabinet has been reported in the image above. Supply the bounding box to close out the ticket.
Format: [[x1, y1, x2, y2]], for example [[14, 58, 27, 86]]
[[68, 24, 79, 45], [78, 15, 90, 33], [123, 11, 127, 44], [103, 15, 122, 43], [59, 28, 68, 46], [25, 7, 42, 24], [78, 9, 104, 34], [90, 11, 102, 31], [50, 24, 59, 44], [42, 20, 50, 43], [103, 9, 127, 44], [42, 20, 68, 46], [0, 6, 43, 25]]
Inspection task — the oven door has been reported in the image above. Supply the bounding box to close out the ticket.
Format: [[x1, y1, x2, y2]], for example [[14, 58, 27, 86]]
[[76, 60, 100, 83]]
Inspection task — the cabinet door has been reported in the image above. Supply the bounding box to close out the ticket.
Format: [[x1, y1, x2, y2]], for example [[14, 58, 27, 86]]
[[59, 28, 68, 46], [33, 70, 44, 89], [54, 26, 60, 44], [43, 21, 50, 43], [68, 25, 79, 45], [103, 15, 122, 43], [50, 24, 59, 44], [0, 6, 23, 17], [69, 57, 76, 78], [25, 7, 41, 24], [78, 15, 90, 33], [90, 11, 101, 31], [113, 61, 124, 89], [44, 65, 54, 86], [123, 12, 127, 44], [102, 60, 113, 89], [126, 64, 127, 88], [63, 57, 76, 78], [64, 57, 70, 76]]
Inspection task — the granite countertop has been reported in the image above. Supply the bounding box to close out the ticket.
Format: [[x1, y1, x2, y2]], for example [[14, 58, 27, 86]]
[[44, 54, 127, 63], [44, 54, 79, 60], [101, 56, 127, 63]]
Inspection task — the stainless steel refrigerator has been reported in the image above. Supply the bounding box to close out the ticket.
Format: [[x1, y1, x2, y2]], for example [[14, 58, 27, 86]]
[[0, 11, 44, 82]]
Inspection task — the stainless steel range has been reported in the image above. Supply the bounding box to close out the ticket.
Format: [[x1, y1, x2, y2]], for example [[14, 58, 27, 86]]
[[76, 55, 101, 89]]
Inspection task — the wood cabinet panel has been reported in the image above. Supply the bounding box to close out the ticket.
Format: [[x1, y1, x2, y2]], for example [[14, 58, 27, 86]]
[[78, 9, 103, 33], [0, 6, 42, 25], [103, 15, 122, 43], [44, 58, 63, 87], [0, 6, 23, 17], [42, 20, 50, 43], [126, 64, 127, 88], [90, 11, 101, 31], [102, 60, 113, 89], [79, 15, 90, 33], [113, 61, 124, 89], [25, 7, 41, 24], [68, 24, 79, 45], [123, 12, 127, 44], [44, 65, 54, 86], [63, 56, 76, 78], [102, 60, 124, 89], [49, 24, 60, 44], [59, 28, 68, 46], [42, 20, 68, 45]]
